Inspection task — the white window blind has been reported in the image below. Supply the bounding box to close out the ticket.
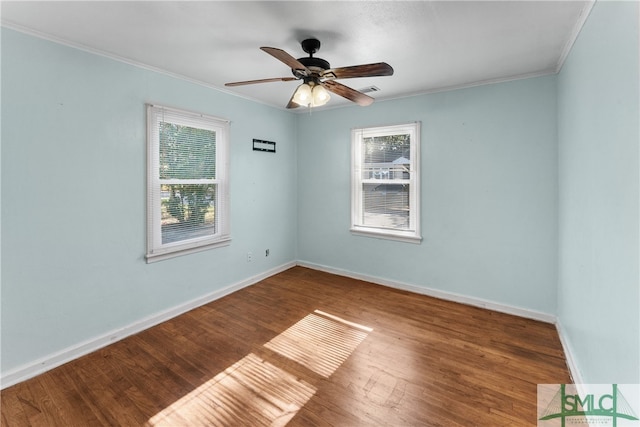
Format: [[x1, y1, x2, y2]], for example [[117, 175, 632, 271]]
[[146, 105, 230, 262], [351, 122, 421, 243]]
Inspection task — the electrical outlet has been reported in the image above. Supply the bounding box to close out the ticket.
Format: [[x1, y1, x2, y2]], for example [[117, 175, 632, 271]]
[[265, 249, 270, 257], [247, 252, 253, 262]]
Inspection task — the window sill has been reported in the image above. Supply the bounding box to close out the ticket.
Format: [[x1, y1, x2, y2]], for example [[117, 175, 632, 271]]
[[350, 227, 422, 244], [146, 238, 231, 263]]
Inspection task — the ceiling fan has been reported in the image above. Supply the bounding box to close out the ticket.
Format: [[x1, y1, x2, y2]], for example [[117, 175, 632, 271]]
[[225, 38, 394, 109]]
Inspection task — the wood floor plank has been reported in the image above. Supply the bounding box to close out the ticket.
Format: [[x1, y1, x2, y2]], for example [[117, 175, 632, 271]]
[[1, 266, 571, 426], [0, 384, 30, 427]]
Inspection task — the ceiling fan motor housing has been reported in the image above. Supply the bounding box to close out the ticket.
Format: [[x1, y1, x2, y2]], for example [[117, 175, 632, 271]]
[[293, 38, 330, 76], [297, 56, 330, 72]]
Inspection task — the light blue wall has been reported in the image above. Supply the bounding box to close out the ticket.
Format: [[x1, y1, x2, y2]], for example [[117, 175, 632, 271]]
[[297, 76, 559, 315], [1, 29, 298, 374], [557, 1, 639, 383]]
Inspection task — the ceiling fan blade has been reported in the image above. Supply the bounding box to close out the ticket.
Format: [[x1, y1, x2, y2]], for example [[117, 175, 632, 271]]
[[225, 77, 298, 87], [260, 47, 310, 75], [285, 89, 300, 109], [322, 80, 374, 106], [322, 62, 394, 80]]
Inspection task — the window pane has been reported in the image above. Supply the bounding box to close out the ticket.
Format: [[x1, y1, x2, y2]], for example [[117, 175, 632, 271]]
[[161, 184, 216, 244], [362, 183, 409, 230], [363, 134, 410, 163], [159, 123, 216, 179]]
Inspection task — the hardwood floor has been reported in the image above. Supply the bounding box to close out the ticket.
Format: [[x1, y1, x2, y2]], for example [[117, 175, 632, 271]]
[[1, 266, 571, 426]]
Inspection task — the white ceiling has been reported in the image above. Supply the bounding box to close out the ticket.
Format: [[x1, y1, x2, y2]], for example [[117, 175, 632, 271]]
[[1, 1, 593, 111]]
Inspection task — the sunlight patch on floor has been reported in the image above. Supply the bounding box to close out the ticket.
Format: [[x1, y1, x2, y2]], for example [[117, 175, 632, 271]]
[[264, 310, 372, 378], [147, 353, 316, 427], [147, 309, 372, 426]]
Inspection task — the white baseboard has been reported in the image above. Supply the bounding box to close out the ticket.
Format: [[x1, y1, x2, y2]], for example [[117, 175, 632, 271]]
[[296, 260, 557, 324], [0, 261, 296, 390], [555, 319, 584, 385]]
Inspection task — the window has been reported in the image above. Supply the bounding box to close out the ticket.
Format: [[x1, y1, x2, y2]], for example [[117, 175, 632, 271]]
[[146, 105, 230, 262], [351, 122, 421, 243]]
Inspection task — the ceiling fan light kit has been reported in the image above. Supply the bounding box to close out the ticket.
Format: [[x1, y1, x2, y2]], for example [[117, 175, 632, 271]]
[[225, 38, 393, 109]]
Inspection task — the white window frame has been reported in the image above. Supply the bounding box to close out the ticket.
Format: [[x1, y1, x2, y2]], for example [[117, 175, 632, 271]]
[[146, 104, 230, 262], [351, 122, 422, 243]]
